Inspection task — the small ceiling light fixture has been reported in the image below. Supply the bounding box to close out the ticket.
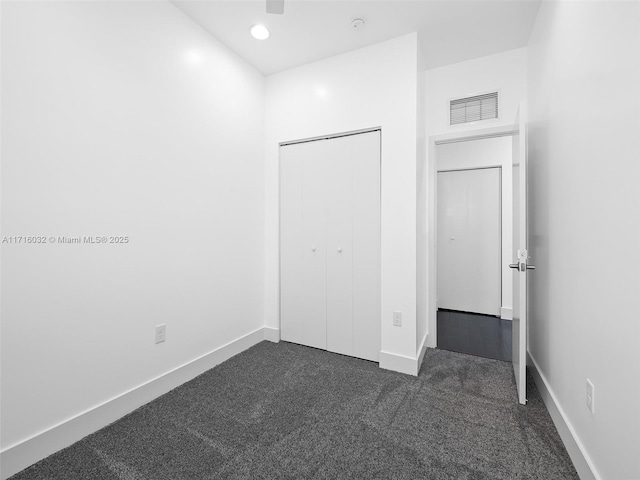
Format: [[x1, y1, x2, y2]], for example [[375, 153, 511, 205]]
[[351, 18, 365, 30], [250, 24, 270, 40]]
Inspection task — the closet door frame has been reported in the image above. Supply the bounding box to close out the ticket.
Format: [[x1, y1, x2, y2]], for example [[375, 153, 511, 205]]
[[278, 127, 382, 361]]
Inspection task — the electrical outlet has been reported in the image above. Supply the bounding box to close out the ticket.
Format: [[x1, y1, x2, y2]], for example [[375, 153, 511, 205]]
[[393, 311, 402, 327], [586, 379, 595, 414], [155, 324, 166, 344]]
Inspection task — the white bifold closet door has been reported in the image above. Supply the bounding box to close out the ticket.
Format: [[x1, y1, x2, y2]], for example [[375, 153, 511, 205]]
[[280, 131, 380, 362]]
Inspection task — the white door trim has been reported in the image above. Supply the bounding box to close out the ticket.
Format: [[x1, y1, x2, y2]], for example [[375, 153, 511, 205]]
[[279, 126, 382, 146], [426, 124, 517, 349]]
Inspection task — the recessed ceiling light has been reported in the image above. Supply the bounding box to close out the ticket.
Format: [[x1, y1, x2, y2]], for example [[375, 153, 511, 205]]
[[250, 24, 270, 40]]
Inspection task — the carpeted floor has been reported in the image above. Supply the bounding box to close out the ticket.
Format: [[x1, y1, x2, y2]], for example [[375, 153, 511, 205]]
[[10, 341, 579, 479]]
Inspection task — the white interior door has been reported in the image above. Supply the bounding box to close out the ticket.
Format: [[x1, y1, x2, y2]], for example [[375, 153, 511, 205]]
[[325, 136, 354, 356], [437, 168, 501, 316], [279, 143, 306, 346], [350, 132, 381, 362], [280, 140, 327, 350], [301, 140, 328, 350], [324, 131, 381, 361], [511, 104, 531, 405]]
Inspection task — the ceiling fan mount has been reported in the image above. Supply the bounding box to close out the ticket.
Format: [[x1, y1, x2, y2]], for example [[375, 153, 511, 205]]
[[266, 0, 284, 15]]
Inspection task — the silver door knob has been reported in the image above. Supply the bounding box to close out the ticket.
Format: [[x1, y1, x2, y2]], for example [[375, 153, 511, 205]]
[[311, 247, 316, 252], [337, 247, 342, 253], [527, 265, 536, 270], [509, 263, 519, 269]]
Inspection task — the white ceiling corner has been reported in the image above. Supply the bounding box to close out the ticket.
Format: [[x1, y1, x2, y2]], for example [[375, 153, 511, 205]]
[[170, 0, 541, 76]]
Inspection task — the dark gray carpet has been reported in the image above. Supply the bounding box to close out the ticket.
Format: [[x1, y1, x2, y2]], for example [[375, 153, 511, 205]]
[[10, 342, 578, 479]]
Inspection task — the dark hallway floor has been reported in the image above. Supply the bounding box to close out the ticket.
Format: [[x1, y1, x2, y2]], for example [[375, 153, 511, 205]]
[[437, 309, 512, 361]]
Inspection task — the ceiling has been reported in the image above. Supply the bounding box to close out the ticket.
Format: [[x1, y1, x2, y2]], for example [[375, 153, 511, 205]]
[[171, 0, 541, 76]]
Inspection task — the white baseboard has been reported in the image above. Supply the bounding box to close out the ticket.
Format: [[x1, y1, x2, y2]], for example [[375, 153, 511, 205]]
[[379, 350, 420, 376], [527, 352, 600, 480], [263, 326, 280, 343], [501, 307, 513, 320], [0, 327, 271, 480]]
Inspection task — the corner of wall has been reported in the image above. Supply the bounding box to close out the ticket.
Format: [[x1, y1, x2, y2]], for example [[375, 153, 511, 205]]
[[379, 350, 420, 377], [263, 327, 280, 343], [0, 328, 270, 480], [527, 352, 600, 480]]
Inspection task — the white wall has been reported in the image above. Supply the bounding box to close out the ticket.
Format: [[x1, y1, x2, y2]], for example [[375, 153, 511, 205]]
[[436, 136, 513, 318], [424, 48, 527, 346], [527, 2, 640, 479], [416, 39, 428, 355], [1, 0, 264, 466], [264, 34, 420, 371], [425, 48, 527, 136]]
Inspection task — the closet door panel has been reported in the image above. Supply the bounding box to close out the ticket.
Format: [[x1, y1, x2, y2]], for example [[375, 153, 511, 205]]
[[301, 140, 327, 350], [325, 136, 354, 356], [280, 131, 380, 361], [352, 131, 381, 362], [279, 143, 305, 345]]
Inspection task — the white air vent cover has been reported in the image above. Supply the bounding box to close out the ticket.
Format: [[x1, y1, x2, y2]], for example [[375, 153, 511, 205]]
[[450, 92, 498, 125]]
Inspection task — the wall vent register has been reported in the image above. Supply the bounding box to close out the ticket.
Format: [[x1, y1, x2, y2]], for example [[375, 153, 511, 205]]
[[450, 92, 498, 125]]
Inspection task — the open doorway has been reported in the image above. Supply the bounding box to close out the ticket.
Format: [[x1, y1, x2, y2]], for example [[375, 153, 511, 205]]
[[427, 110, 530, 404], [433, 134, 514, 361]]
